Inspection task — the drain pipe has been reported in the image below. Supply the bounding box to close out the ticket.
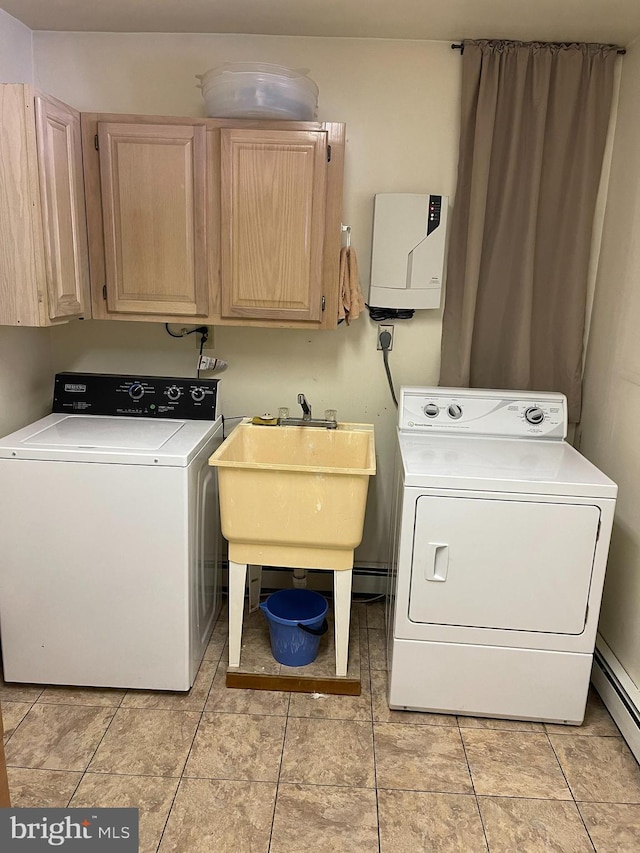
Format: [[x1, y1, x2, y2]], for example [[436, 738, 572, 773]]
[[292, 568, 308, 588]]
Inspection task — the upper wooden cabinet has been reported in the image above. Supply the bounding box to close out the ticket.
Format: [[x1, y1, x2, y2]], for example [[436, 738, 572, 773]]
[[98, 122, 208, 317], [220, 128, 327, 322], [82, 114, 345, 329], [0, 84, 90, 326]]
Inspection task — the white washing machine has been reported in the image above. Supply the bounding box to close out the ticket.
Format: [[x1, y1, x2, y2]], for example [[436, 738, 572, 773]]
[[0, 372, 223, 691], [387, 387, 617, 725]]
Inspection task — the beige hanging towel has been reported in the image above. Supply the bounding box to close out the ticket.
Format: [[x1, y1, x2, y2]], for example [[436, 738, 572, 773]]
[[338, 245, 365, 324]]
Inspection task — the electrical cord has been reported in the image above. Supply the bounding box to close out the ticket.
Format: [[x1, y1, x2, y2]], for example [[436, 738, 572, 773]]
[[164, 324, 209, 378], [379, 329, 398, 408], [221, 415, 248, 438], [367, 304, 415, 322]]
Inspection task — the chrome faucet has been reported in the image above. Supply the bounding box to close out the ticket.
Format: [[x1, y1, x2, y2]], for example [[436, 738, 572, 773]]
[[277, 393, 338, 429], [298, 393, 312, 420]]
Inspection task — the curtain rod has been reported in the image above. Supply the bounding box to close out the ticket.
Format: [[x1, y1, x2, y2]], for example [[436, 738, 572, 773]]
[[451, 42, 626, 55]]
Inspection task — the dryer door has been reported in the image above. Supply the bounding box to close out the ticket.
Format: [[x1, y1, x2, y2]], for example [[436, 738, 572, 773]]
[[409, 496, 600, 634]]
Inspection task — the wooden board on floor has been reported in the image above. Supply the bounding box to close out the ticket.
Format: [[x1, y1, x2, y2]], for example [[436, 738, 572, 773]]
[[226, 669, 361, 696]]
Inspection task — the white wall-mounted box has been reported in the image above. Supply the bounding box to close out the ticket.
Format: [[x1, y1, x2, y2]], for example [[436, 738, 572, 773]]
[[369, 193, 448, 310]]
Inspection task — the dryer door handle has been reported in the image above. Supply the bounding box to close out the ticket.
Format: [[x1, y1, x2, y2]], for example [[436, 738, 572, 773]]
[[425, 543, 449, 582]]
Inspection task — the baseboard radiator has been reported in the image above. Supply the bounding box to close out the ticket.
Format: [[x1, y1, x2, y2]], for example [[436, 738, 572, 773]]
[[220, 562, 387, 597], [592, 634, 640, 762]]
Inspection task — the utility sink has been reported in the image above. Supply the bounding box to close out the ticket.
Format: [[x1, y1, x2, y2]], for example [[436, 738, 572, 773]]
[[208, 419, 376, 570]]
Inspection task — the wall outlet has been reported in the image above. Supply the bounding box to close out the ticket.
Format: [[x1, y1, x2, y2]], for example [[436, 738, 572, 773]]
[[377, 324, 394, 351], [196, 326, 214, 350]]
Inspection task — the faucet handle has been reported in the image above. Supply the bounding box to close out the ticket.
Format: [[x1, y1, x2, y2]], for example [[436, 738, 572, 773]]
[[324, 409, 337, 423]]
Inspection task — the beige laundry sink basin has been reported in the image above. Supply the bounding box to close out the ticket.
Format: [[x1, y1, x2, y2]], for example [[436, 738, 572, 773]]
[[208, 420, 376, 569]]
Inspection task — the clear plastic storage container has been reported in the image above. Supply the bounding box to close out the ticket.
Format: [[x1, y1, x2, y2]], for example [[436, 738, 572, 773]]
[[196, 62, 319, 120]]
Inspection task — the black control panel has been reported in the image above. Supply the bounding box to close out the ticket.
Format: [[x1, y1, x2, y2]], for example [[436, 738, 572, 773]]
[[53, 373, 219, 420], [426, 194, 442, 236]]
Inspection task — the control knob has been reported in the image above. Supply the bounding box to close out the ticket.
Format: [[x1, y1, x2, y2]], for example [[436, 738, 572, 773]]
[[525, 406, 545, 425], [191, 387, 206, 403], [423, 403, 439, 418], [447, 403, 463, 420], [128, 382, 145, 401], [166, 385, 182, 402]]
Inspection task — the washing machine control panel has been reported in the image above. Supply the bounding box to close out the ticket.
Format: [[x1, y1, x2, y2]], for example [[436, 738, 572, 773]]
[[53, 373, 220, 420], [400, 387, 567, 439]]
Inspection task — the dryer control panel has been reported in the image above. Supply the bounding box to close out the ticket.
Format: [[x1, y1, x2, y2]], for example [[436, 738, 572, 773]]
[[53, 373, 220, 420], [399, 387, 567, 439]]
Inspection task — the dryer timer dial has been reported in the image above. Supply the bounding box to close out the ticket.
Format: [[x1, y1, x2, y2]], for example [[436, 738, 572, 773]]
[[525, 406, 545, 425]]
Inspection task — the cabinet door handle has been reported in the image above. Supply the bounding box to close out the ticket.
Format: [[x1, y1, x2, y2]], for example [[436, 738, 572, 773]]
[[425, 543, 449, 582]]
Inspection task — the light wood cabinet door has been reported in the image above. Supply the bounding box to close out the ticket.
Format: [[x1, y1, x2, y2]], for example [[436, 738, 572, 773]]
[[98, 122, 208, 316], [220, 128, 327, 322], [35, 94, 90, 321], [0, 84, 89, 326]]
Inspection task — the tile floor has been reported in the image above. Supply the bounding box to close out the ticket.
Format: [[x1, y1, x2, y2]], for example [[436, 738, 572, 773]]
[[2, 599, 640, 852]]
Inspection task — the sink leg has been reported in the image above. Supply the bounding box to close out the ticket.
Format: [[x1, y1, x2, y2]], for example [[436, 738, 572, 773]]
[[248, 564, 262, 612], [334, 569, 353, 678], [228, 560, 248, 669]]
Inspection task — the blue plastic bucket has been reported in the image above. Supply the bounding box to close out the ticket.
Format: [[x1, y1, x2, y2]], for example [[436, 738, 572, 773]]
[[260, 589, 329, 666]]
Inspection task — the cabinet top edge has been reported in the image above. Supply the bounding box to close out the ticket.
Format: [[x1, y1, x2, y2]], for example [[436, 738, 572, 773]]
[[81, 112, 344, 132]]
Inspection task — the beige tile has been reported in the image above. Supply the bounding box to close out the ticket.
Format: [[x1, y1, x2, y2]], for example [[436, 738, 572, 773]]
[[550, 734, 640, 802], [235, 628, 282, 675], [458, 715, 545, 733], [205, 664, 290, 715], [461, 730, 571, 799], [7, 767, 82, 807], [479, 796, 594, 853], [184, 711, 286, 782], [202, 631, 226, 662], [281, 717, 375, 787], [121, 660, 216, 712], [375, 723, 472, 793], [5, 703, 115, 772], [38, 686, 125, 708], [158, 777, 275, 853], [288, 668, 372, 721], [365, 599, 386, 629], [371, 670, 457, 726], [0, 676, 44, 703], [214, 602, 265, 635], [368, 628, 387, 670], [545, 689, 620, 737], [353, 602, 367, 632], [271, 783, 378, 853], [359, 627, 370, 668], [1, 700, 32, 741], [89, 708, 199, 777], [578, 801, 640, 852], [70, 773, 179, 853], [378, 789, 487, 853]]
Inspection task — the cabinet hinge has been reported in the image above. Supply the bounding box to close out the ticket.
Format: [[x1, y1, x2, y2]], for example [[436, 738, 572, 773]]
[[321, 295, 326, 312], [94, 134, 99, 151], [102, 285, 107, 300], [327, 145, 332, 162]]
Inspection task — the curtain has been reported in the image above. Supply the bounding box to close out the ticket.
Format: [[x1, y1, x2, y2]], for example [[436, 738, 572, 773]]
[[439, 40, 618, 422]]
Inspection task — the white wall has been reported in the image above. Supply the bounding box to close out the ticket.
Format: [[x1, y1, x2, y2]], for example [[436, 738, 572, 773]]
[[579, 39, 640, 685], [0, 10, 53, 437], [36, 32, 461, 564]]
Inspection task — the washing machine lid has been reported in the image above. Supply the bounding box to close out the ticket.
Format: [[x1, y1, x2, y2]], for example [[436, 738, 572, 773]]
[[0, 414, 222, 466], [398, 431, 617, 498]]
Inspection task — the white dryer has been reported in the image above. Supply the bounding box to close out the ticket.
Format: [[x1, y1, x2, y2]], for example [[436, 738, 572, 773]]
[[387, 387, 617, 725], [0, 372, 224, 691]]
